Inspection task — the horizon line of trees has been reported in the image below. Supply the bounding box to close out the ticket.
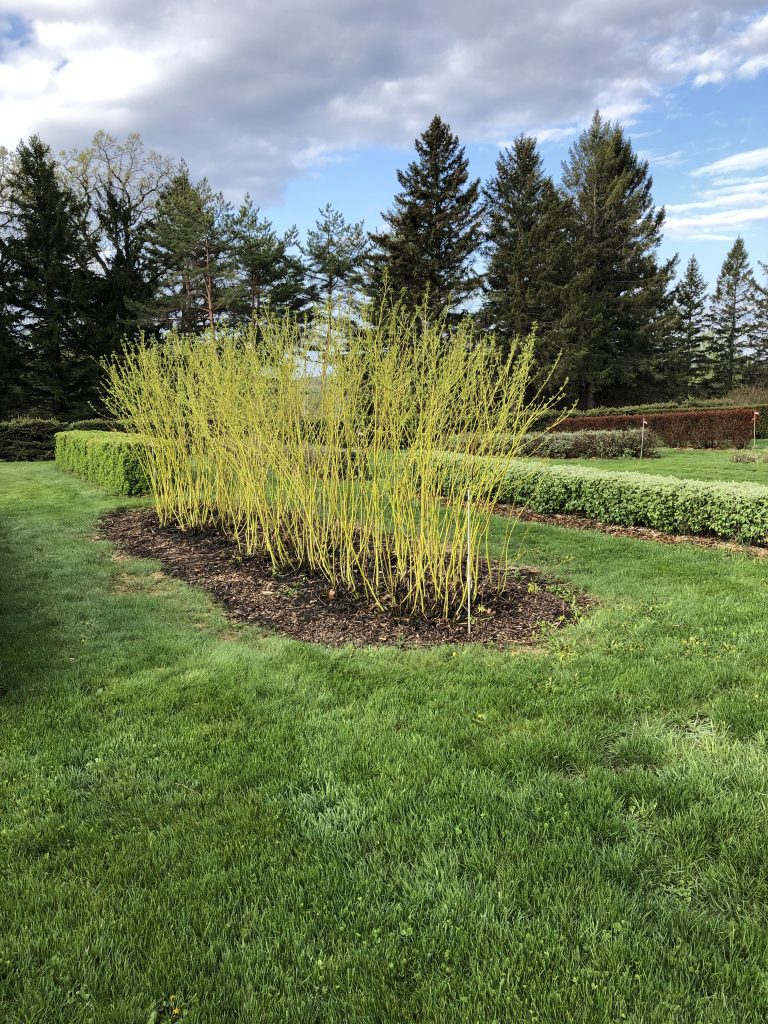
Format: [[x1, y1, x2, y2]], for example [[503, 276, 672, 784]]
[[1, 114, 766, 418]]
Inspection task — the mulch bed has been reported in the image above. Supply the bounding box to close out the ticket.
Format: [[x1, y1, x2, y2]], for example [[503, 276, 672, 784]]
[[98, 506, 586, 648], [498, 504, 768, 557]]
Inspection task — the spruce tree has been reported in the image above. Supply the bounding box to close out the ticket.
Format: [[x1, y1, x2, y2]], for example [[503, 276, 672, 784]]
[[665, 255, 709, 398], [368, 115, 482, 317], [750, 261, 768, 387], [705, 238, 756, 393], [482, 134, 569, 365], [559, 111, 673, 407], [3, 136, 97, 415]]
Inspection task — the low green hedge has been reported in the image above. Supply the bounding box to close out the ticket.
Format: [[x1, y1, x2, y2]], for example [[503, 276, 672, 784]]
[[55, 430, 149, 496], [0, 417, 123, 461], [520, 428, 660, 459], [439, 454, 768, 544]]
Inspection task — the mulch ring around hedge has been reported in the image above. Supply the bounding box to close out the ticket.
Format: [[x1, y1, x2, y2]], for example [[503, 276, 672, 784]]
[[98, 506, 588, 649], [500, 505, 768, 557]]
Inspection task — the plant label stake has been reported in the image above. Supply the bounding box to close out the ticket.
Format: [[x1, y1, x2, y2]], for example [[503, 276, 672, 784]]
[[640, 419, 647, 460], [466, 487, 471, 638], [754, 410, 760, 450]]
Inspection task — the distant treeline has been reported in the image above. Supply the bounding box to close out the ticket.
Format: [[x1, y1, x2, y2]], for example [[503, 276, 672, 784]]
[[1, 112, 766, 417]]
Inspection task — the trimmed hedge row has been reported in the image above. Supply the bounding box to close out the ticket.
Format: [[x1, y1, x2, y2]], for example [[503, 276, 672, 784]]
[[520, 428, 660, 459], [550, 408, 756, 449], [731, 450, 768, 464], [55, 430, 149, 495], [439, 454, 768, 544], [537, 398, 768, 437], [0, 417, 122, 461]]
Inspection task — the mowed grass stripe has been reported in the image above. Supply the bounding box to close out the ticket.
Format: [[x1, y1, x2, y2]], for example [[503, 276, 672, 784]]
[[2, 462, 768, 1023]]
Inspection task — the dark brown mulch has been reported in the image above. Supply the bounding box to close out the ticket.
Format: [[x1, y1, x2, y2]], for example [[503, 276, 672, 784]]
[[498, 504, 768, 557], [97, 506, 586, 648]]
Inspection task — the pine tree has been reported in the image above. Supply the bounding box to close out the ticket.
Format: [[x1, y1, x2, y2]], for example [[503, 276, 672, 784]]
[[303, 204, 369, 379], [230, 196, 308, 327], [368, 115, 482, 317], [705, 237, 756, 393], [303, 204, 368, 306], [559, 111, 673, 407], [665, 255, 709, 398], [143, 167, 234, 335], [3, 136, 97, 415], [482, 134, 569, 366]]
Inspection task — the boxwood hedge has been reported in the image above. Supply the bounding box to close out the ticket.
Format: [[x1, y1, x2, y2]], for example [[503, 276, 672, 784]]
[[0, 417, 122, 461], [55, 430, 149, 496], [440, 454, 768, 544]]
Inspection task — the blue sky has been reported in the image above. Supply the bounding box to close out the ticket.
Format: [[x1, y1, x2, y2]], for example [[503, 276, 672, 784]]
[[1, 1, 767, 287]]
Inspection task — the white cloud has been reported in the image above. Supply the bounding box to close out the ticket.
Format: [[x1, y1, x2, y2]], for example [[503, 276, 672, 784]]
[[0, 0, 766, 200], [692, 147, 768, 177], [666, 148, 768, 240]]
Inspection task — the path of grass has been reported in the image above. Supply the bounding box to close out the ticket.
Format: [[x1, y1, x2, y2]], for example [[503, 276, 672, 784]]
[[3, 462, 768, 1022], [547, 441, 768, 483]]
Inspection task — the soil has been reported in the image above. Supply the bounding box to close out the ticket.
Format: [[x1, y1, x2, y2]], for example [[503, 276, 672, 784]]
[[97, 506, 586, 649], [499, 504, 768, 557]]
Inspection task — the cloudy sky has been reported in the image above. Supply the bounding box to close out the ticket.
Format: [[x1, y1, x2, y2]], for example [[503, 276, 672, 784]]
[[1, 0, 767, 283]]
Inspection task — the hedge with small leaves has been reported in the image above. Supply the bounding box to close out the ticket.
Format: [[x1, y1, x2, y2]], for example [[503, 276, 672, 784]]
[[731, 450, 768, 464], [55, 430, 149, 495], [549, 408, 756, 449], [519, 428, 660, 459], [0, 417, 123, 461], [438, 454, 768, 544]]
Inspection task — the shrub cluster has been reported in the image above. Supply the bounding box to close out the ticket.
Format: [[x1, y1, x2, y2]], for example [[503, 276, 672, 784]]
[[519, 428, 659, 459], [103, 306, 558, 618], [55, 430, 149, 495], [731, 450, 768, 464], [438, 454, 768, 544], [0, 416, 122, 461], [550, 408, 756, 449]]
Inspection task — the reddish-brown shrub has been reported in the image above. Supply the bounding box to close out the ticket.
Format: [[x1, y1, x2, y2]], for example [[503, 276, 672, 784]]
[[551, 408, 756, 448]]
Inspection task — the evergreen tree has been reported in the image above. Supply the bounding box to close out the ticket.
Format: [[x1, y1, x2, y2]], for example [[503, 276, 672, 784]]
[[303, 204, 369, 379], [559, 111, 673, 407], [303, 203, 368, 305], [750, 260, 768, 387], [0, 145, 24, 416], [368, 115, 482, 317], [3, 136, 97, 415], [231, 196, 308, 327], [64, 131, 176, 352], [482, 134, 569, 366], [705, 237, 756, 393], [664, 255, 709, 398], [143, 167, 234, 335]]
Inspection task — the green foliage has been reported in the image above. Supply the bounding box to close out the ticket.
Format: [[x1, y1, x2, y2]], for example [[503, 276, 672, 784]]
[[449, 456, 768, 543], [705, 237, 758, 393], [665, 255, 710, 398], [559, 111, 674, 407], [482, 134, 569, 367], [55, 429, 148, 495], [105, 305, 557, 618], [0, 418, 67, 460], [731, 450, 768, 464], [0, 417, 121, 460], [520, 428, 659, 459], [368, 115, 482, 317], [1, 136, 99, 416]]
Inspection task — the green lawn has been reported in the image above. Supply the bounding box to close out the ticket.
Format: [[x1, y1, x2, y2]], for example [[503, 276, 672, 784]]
[[546, 441, 768, 483], [3, 462, 768, 1023]]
